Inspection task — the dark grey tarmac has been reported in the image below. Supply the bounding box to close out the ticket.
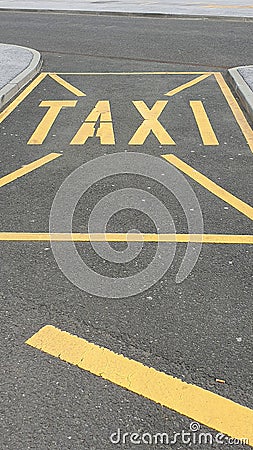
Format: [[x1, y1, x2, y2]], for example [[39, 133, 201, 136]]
[[0, 11, 252, 450]]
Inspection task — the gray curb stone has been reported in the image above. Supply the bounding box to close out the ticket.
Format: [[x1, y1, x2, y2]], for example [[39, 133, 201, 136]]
[[228, 66, 253, 123], [0, 44, 42, 109]]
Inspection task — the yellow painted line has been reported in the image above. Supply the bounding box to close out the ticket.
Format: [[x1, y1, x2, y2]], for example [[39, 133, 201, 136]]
[[0, 232, 252, 244], [190, 100, 219, 145], [0, 153, 61, 188], [49, 73, 86, 96], [26, 325, 253, 446], [205, 4, 253, 9], [0, 73, 47, 124], [163, 154, 253, 221], [165, 73, 211, 96], [54, 72, 210, 75], [214, 73, 253, 153]]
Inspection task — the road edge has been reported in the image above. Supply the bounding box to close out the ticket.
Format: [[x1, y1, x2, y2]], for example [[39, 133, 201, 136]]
[[0, 8, 252, 22], [227, 66, 253, 122], [0, 44, 42, 109]]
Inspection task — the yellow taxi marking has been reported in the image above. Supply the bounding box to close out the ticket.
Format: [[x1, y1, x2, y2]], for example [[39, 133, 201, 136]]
[[214, 72, 253, 153], [0, 72, 251, 154], [70, 100, 115, 145], [1, 232, 252, 244], [27, 100, 77, 145], [26, 325, 253, 446], [49, 73, 86, 96], [163, 154, 253, 221], [0, 153, 61, 188], [165, 73, 211, 97], [0, 73, 47, 124], [129, 101, 175, 145], [190, 101, 219, 145]]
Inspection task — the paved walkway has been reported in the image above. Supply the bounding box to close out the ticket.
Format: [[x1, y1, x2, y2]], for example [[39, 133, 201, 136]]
[[0, 44, 41, 108], [0, 0, 253, 18], [0, 44, 33, 89]]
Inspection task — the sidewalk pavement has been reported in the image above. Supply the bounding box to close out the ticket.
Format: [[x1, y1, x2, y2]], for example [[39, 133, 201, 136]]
[[0, 42, 252, 125], [228, 66, 253, 122], [0, 43, 41, 109], [0, 0, 253, 18]]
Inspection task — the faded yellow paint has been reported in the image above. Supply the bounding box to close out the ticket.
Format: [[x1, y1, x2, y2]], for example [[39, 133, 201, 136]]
[[71, 122, 115, 145], [26, 325, 253, 446], [163, 154, 253, 221], [0, 153, 61, 188], [70, 122, 96, 145], [0, 232, 252, 244], [84, 100, 113, 122], [190, 100, 219, 145], [165, 73, 212, 96], [129, 101, 175, 145], [71, 101, 115, 145], [28, 100, 77, 145]]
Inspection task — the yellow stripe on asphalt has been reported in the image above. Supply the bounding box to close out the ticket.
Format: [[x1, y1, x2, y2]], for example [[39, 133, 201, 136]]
[[190, 100, 219, 145], [214, 73, 253, 153], [49, 74, 86, 96], [0, 73, 47, 124], [0, 153, 61, 188], [205, 4, 253, 9], [163, 154, 253, 221], [165, 73, 211, 96], [26, 325, 253, 446], [0, 232, 253, 244]]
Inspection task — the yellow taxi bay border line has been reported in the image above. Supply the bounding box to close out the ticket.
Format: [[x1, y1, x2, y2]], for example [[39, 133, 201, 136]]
[[26, 325, 253, 447], [0, 232, 252, 244]]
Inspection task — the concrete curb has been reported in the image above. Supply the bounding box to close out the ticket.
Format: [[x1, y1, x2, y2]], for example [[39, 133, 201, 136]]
[[0, 44, 42, 109], [228, 66, 253, 123], [0, 9, 252, 22]]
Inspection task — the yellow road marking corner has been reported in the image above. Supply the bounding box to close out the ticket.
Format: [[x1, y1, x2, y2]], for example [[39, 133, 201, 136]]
[[26, 325, 253, 446]]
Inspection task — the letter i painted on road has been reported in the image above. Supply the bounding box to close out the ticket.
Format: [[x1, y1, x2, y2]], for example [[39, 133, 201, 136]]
[[190, 101, 219, 145], [70, 101, 115, 145]]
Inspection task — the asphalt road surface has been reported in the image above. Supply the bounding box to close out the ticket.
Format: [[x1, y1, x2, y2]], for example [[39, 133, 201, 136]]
[[0, 11, 253, 450]]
